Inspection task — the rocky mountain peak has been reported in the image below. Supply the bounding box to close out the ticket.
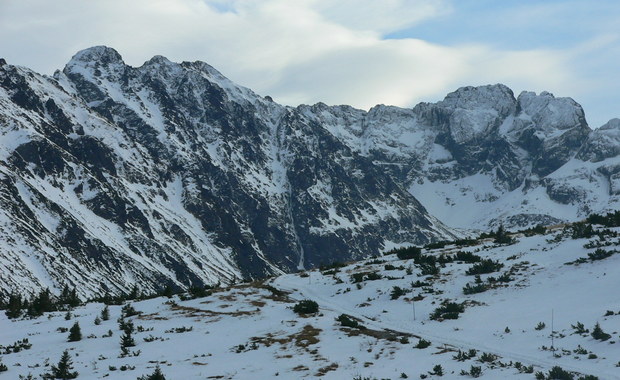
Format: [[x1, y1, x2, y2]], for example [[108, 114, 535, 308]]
[[435, 84, 517, 144], [577, 118, 620, 162], [65, 46, 125, 70], [440, 84, 517, 114], [516, 90, 588, 132]]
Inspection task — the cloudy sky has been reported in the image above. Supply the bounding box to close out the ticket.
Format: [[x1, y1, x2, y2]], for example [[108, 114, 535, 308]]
[[1, 0, 618, 127]]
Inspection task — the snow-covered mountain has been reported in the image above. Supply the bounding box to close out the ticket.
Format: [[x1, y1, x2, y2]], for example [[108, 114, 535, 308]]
[[0, 47, 451, 299], [305, 85, 620, 230], [0, 46, 618, 299]]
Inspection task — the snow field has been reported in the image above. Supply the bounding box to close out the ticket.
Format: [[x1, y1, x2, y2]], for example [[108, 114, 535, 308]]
[[1, 227, 619, 379]]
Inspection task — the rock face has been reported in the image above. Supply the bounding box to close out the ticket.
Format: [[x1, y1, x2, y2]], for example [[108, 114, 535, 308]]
[[1, 47, 618, 299], [0, 47, 453, 299]]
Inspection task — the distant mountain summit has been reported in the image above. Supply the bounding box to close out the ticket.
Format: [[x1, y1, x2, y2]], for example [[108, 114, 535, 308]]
[[0, 46, 618, 298]]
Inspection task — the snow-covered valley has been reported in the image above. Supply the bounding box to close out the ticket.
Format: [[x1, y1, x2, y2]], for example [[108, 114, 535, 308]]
[[2, 222, 619, 379]]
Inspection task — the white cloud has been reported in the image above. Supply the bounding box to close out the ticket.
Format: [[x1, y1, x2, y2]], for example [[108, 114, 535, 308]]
[[0, 0, 614, 126], [311, 0, 450, 34]]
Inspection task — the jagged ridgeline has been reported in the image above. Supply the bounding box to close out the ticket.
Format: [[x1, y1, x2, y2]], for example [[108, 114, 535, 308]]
[[0, 46, 619, 299]]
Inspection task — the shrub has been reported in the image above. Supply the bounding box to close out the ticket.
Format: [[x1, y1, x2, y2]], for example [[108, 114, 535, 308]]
[[415, 339, 431, 349], [478, 352, 497, 363], [392, 246, 422, 260], [420, 263, 440, 276], [535, 322, 546, 330], [465, 259, 503, 275], [462, 282, 488, 295], [588, 249, 615, 261], [351, 271, 382, 283], [522, 224, 546, 236], [336, 314, 363, 329], [425, 241, 447, 250], [121, 303, 140, 318], [587, 210, 620, 227], [453, 349, 477, 361], [293, 300, 319, 315], [454, 251, 481, 263], [411, 280, 430, 288], [547, 366, 574, 380], [571, 222, 595, 239], [390, 286, 407, 300], [319, 262, 345, 271], [571, 322, 588, 334], [468, 365, 482, 378], [429, 364, 443, 376], [430, 301, 464, 321]]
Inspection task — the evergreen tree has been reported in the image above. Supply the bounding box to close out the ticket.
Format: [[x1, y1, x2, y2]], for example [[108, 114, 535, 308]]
[[162, 284, 174, 299], [120, 329, 136, 357], [137, 365, 166, 380], [128, 285, 140, 300], [42, 350, 78, 379], [59, 286, 80, 308], [494, 224, 513, 244], [591, 322, 611, 341], [28, 288, 55, 317], [101, 305, 110, 321], [68, 322, 82, 342], [120, 318, 136, 356], [5, 292, 23, 319]]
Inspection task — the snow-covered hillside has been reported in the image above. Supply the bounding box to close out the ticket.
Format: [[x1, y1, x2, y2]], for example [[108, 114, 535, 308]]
[[1, 223, 618, 379]]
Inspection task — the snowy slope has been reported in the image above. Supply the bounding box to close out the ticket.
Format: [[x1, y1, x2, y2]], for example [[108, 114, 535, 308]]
[[1, 224, 618, 379]]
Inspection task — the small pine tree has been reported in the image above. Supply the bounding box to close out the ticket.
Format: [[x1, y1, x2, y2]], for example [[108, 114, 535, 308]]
[[59, 286, 80, 308], [591, 322, 611, 341], [494, 224, 513, 244], [64, 311, 72, 321], [546, 366, 574, 380], [390, 286, 406, 300], [430, 364, 443, 376], [43, 350, 78, 379], [68, 322, 82, 342], [5, 292, 23, 319], [28, 288, 55, 317], [120, 327, 136, 356], [162, 285, 174, 299], [94, 316, 101, 325], [121, 303, 140, 318], [101, 305, 110, 321], [137, 365, 166, 380], [128, 285, 140, 300]]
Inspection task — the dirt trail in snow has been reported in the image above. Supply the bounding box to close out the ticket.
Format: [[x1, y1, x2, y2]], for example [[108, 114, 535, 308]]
[[272, 275, 620, 380]]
